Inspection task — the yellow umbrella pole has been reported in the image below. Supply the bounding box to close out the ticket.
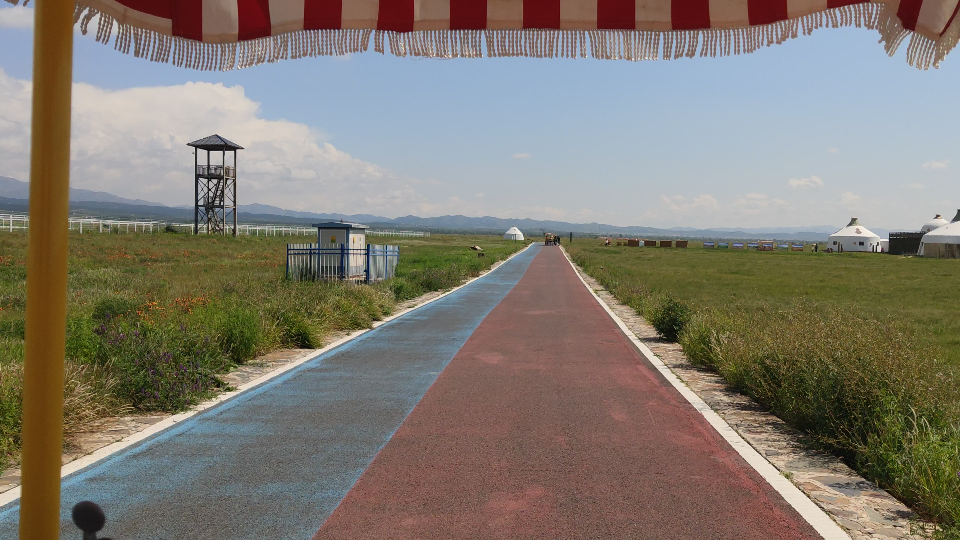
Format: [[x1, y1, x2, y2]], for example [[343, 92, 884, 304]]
[[19, 0, 74, 537]]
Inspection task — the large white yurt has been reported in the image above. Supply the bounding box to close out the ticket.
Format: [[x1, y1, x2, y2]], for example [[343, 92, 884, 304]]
[[921, 214, 950, 233], [503, 227, 524, 241], [919, 210, 960, 258], [828, 218, 882, 253]]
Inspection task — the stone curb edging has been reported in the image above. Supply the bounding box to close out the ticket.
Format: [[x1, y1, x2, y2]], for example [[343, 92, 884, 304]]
[[562, 247, 926, 540]]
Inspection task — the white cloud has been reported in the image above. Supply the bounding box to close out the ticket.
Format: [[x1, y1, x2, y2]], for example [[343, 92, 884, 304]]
[[902, 182, 924, 189], [840, 191, 862, 206], [512, 153, 530, 159], [922, 160, 949, 170], [0, 6, 32, 29], [827, 148, 839, 154], [0, 69, 436, 216], [787, 175, 824, 189]]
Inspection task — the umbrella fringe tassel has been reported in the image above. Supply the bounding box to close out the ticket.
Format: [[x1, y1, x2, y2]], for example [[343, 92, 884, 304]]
[[44, 1, 960, 70]]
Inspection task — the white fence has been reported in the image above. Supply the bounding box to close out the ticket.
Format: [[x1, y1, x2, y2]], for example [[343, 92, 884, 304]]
[[367, 230, 430, 237], [69, 217, 163, 233], [0, 214, 164, 233], [165, 223, 314, 236], [0, 214, 313, 237], [0, 214, 29, 232]]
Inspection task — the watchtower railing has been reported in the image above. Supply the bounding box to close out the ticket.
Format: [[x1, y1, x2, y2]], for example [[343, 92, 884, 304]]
[[196, 164, 236, 178], [286, 243, 399, 283]]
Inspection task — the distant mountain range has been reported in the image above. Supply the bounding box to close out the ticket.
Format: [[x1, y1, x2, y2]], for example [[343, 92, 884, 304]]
[[0, 176, 868, 241], [0, 176, 165, 207]]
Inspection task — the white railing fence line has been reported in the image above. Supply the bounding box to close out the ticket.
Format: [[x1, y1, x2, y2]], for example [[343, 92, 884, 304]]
[[367, 230, 430, 237], [0, 214, 315, 237]]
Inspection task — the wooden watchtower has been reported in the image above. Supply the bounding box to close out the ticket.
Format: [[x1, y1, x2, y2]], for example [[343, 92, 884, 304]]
[[187, 134, 243, 236]]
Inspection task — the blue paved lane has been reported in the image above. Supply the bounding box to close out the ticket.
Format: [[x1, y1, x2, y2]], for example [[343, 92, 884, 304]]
[[0, 243, 540, 540]]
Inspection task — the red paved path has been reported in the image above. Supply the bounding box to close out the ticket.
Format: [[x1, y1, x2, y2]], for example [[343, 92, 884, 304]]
[[313, 247, 821, 539]]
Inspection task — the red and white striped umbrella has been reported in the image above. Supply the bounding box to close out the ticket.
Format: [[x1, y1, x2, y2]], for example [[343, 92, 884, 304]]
[[6, 0, 957, 538], [9, 0, 959, 69]]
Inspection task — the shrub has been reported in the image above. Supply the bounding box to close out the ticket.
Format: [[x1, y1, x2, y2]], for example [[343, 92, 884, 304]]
[[91, 295, 139, 322], [390, 278, 416, 301], [65, 317, 98, 363], [216, 306, 261, 363], [98, 322, 229, 411], [650, 297, 690, 342], [0, 317, 24, 340], [62, 360, 125, 433], [678, 312, 720, 367], [277, 312, 317, 349], [0, 361, 21, 469]]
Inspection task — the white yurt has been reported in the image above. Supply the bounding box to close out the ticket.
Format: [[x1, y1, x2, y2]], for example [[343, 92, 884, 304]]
[[919, 209, 960, 258], [921, 214, 950, 233], [503, 227, 524, 241], [828, 218, 882, 253]]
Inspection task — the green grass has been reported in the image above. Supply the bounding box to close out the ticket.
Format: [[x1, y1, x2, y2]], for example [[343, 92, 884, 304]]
[[389, 235, 528, 300], [0, 230, 527, 468], [567, 241, 960, 537], [570, 242, 960, 364]]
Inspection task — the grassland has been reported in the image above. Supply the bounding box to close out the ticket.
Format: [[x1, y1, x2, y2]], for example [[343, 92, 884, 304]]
[[567, 241, 960, 536], [0, 230, 527, 468]]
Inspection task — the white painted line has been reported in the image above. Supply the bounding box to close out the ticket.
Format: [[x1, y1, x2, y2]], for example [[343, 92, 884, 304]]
[[0, 242, 537, 508], [560, 248, 850, 540]]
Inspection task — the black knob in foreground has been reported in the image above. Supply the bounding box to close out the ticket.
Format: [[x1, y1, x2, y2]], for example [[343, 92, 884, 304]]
[[71, 501, 105, 538]]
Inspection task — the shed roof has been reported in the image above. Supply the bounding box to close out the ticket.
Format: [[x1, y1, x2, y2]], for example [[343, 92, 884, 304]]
[[312, 221, 369, 230], [187, 134, 244, 150]]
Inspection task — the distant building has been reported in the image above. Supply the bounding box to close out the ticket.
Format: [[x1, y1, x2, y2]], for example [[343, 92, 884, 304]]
[[921, 214, 950, 233], [313, 221, 369, 276], [889, 213, 949, 255], [828, 218, 882, 253], [503, 227, 524, 241], [919, 210, 960, 259]]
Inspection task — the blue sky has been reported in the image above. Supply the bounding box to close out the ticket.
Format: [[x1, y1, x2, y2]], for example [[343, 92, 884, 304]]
[[0, 3, 957, 229]]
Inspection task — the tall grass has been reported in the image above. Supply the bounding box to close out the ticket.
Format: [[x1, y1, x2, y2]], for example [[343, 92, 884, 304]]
[[0, 231, 525, 469], [389, 237, 525, 300], [569, 244, 960, 536]]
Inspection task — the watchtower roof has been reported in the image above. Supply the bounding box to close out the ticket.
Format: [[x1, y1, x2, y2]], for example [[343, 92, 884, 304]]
[[187, 134, 244, 151]]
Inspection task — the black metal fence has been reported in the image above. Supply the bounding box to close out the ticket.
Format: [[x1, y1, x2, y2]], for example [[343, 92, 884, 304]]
[[888, 231, 924, 255], [286, 243, 399, 283]]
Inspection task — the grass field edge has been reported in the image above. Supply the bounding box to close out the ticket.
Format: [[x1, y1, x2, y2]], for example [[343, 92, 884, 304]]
[[0, 241, 537, 509], [559, 246, 851, 540]]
